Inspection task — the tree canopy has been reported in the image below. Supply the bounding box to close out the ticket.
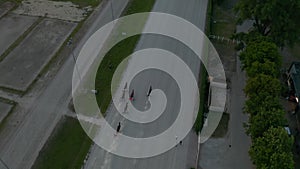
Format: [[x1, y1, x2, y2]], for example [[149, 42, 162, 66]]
[[247, 108, 286, 138], [239, 40, 281, 70], [245, 74, 281, 99], [249, 127, 294, 169], [235, 0, 300, 47], [244, 95, 282, 116]]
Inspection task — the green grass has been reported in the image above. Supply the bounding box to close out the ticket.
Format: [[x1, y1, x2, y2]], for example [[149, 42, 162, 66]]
[[95, 35, 141, 114], [211, 113, 229, 138], [95, 0, 156, 114], [32, 117, 92, 169], [194, 65, 208, 133], [211, 5, 236, 38], [124, 0, 156, 15]]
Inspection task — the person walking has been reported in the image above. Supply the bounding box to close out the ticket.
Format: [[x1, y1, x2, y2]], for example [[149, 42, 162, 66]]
[[129, 89, 135, 101], [147, 85, 152, 97], [116, 122, 121, 133]]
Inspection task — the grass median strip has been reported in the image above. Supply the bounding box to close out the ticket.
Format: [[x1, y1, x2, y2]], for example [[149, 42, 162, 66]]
[[212, 113, 229, 138], [32, 117, 92, 169], [33, 0, 156, 168], [95, 35, 141, 114]]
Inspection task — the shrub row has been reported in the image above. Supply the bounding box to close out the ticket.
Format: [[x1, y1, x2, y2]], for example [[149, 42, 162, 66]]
[[240, 38, 294, 169]]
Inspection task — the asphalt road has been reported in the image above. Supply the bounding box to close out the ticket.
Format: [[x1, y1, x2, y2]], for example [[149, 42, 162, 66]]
[[83, 0, 209, 168], [0, 0, 129, 168]]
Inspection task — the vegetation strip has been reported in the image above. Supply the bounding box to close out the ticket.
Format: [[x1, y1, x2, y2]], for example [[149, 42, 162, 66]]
[[32, 117, 93, 169]]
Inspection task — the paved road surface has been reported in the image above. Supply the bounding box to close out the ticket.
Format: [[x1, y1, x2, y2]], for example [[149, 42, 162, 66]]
[[84, 0, 209, 169], [0, 0, 129, 168]]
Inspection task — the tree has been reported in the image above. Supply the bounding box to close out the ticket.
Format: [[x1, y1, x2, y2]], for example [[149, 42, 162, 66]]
[[268, 152, 295, 169], [239, 40, 281, 71], [249, 127, 294, 169], [233, 31, 272, 50], [246, 60, 279, 78], [245, 74, 281, 99], [235, 0, 300, 47], [244, 95, 282, 116], [246, 108, 286, 138]]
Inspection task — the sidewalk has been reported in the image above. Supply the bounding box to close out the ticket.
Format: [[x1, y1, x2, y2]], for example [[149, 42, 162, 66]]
[[198, 56, 253, 169]]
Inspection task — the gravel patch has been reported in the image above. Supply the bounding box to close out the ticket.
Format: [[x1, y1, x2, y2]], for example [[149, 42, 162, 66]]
[[13, 0, 92, 22]]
